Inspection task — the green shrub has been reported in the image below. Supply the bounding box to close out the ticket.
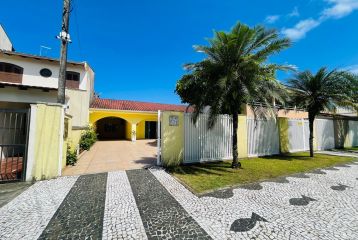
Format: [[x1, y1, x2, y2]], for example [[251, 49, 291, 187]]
[[79, 126, 97, 151], [66, 146, 77, 166]]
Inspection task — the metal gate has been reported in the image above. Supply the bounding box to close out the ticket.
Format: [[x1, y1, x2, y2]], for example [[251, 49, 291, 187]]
[[184, 113, 233, 163], [288, 119, 309, 152], [247, 118, 280, 157], [0, 109, 29, 182], [315, 118, 335, 150]]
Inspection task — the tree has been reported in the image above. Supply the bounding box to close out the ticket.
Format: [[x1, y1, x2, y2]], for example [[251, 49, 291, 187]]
[[176, 22, 292, 168], [288, 68, 358, 157]]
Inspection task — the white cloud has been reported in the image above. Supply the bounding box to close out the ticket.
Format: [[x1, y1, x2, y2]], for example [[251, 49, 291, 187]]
[[283, 0, 358, 40], [288, 7, 300, 17], [265, 15, 280, 24], [322, 0, 358, 19], [282, 19, 321, 40], [344, 64, 358, 74]]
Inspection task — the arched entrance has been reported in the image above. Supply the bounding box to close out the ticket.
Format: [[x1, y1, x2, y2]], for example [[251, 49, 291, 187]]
[[95, 117, 127, 140]]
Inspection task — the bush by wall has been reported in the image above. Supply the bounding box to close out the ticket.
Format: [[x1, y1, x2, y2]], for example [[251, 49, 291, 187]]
[[79, 126, 97, 151], [66, 146, 77, 166]]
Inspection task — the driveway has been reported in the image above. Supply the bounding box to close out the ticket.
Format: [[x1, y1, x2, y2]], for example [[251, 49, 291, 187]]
[[62, 139, 157, 176]]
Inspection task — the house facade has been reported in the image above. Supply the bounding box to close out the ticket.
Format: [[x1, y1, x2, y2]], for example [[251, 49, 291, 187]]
[[89, 98, 188, 141], [0, 24, 94, 182]]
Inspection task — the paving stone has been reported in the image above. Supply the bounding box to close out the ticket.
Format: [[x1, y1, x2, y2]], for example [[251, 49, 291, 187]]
[[1, 161, 358, 240], [38, 173, 107, 239], [0, 181, 32, 208], [151, 163, 358, 240], [102, 171, 147, 240], [127, 169, 211, 239], [0, 176, 78, 240]]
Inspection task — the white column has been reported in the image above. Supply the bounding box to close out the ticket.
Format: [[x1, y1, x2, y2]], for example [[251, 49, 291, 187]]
[[157, 110, 161, 166], [25, 104, 37, 181], [131, 123, 137, 142]]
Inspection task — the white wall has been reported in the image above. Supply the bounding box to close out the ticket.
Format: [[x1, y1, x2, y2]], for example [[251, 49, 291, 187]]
[[0, 25, 13, 51], [0, 54, 87, 90], [0, 53, 95, 128], [0, 86, 57, 104]]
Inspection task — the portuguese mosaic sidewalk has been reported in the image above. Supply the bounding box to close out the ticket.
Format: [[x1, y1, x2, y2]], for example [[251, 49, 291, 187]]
[[0, 160, 357, 240]]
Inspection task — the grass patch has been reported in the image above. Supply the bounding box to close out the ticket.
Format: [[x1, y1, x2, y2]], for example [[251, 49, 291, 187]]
[[168, 152, 356, 194], [344, 146, 358, 151]]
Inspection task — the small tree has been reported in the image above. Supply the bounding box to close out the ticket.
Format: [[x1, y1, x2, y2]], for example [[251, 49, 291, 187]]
[[176, 22, 292, 168], [288, 68, 357, 157]]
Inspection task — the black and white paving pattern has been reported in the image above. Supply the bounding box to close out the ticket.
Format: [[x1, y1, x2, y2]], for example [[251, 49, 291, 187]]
[[0, 160, 357, 240], [127, 169, 211, 240]]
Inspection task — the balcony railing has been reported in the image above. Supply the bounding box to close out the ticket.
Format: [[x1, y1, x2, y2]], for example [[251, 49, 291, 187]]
[[0, 72, 23, 84]]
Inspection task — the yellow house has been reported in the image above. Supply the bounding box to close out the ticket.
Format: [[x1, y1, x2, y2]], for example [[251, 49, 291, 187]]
[[89, 98, 189, 141]]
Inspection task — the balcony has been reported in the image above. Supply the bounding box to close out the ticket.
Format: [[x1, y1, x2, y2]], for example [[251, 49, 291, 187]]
[[0, 72, 23, 84], [66, 79, 80, 89]]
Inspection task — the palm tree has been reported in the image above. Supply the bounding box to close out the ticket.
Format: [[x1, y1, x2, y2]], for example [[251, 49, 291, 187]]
[[288, 68, 357, 157], [176, 22, 292, 168]]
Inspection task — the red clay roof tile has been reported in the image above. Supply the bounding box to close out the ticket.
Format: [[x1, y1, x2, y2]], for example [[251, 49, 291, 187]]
[[90, 98, 191, 112]]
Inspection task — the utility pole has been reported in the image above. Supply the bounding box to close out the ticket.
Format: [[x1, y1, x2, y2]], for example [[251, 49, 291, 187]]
[[57, 0, 72, 104]]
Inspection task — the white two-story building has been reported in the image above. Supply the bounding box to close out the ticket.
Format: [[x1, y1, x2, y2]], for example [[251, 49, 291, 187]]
[[0, 24, 95, 182]]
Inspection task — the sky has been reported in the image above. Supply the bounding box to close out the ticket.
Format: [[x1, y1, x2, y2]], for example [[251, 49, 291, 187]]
[[1, 0, 358, 104]]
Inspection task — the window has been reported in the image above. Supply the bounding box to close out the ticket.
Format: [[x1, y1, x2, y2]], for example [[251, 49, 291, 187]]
[[66, 71, 80, 81], [40, 68, 52, 78], [0, 62, 23, 74]]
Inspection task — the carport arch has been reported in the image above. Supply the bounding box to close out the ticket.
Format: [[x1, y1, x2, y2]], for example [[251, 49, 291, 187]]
[[94, 116, 130, 140], [90, 110, 159, 141]]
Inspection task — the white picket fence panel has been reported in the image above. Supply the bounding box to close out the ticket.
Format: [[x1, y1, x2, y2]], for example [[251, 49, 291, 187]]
[[315, 119, 335, 150], [247, 118, 279, 157], [348, 120, 358, 146], [184, 113, 233, 163], [288, 119, 309, 152]]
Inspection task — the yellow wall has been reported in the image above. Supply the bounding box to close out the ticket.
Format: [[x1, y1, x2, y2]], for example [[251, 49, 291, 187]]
[[137, 120, 146, 139], [125, 121, 132, 140], [278, 118, 290, 153], [69, 129, 83, 149], [33, 104, 63, 180], [66, 89, 90, 127], [238, 115, 248, 158], [246, 105, 308, 119], [62, 116, 71, 169], [90, 109, 157, 140], [160, 111, 184, 166]]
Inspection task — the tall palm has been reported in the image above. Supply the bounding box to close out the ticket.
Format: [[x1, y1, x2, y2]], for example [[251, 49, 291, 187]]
[[288, 68, 357, 157], [176, 22, 292, 168]]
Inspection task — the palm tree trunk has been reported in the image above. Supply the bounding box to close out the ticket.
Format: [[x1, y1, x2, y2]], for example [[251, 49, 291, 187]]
[[231, 112, 241, 168], [308, 114, 315, 157]]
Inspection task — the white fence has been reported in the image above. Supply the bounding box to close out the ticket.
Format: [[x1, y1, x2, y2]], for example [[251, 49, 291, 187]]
[[315, 119, 335, 150], [247, 118, 280, 157], [180, 113, 357, 164], [184, 113, 233, 163], [288, 119, 309, 152]]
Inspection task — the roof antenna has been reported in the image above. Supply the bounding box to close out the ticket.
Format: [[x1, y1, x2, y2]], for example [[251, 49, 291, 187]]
[[39, 45, 52, 56]]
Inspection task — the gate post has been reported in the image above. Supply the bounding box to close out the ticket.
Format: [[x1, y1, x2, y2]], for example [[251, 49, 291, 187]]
[[157, 110, 161, 165], [25, 104, 37, 181], [278, 117, 289, 154]]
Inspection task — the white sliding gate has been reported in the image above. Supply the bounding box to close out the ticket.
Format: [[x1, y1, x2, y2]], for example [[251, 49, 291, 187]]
[[348, 120, 358, 147], [247, 118, 279, 157], [288, 119, 309, 152], [315, 119, 335, 150], [184, 113, 233, 163]]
